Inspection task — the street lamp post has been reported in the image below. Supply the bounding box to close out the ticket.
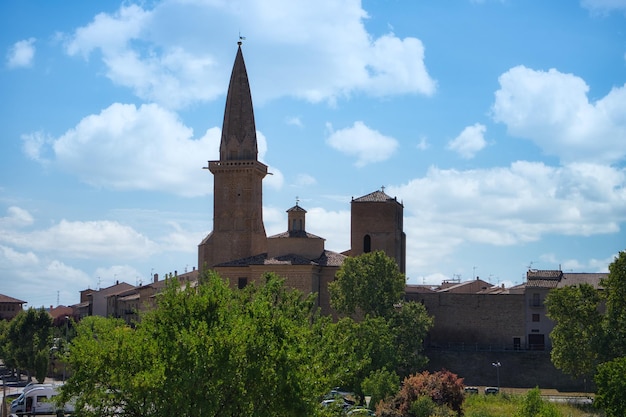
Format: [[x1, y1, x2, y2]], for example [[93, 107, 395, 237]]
[[492, 362, 501, 391]]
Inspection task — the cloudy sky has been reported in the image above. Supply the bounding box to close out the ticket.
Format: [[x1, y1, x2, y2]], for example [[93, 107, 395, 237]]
[[1, 0, 625, 308]]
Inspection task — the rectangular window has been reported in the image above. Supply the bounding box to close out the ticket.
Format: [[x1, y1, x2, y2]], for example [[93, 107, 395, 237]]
[[532, 314, 540, 322], [532, 293, 541, 307], [238, 277, 248, 289]]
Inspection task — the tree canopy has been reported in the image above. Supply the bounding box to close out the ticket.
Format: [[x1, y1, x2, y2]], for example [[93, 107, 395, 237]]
[[59, 266, 434, 417], [545, 250, 626, 416], [4, 307, 52, 382], [329, 251, 406, 318], [545, 283, 603, 378], [59, 272, 328, 417]]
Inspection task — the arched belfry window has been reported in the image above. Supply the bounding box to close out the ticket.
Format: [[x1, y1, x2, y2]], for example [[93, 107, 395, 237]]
[[363, 235, 371, 253]]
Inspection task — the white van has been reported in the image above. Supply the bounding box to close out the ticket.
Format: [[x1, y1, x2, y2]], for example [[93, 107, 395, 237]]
[[10, 385, 74, 415]]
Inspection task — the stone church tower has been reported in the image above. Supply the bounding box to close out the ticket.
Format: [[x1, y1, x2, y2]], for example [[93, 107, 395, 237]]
[[198, 42, 268, 270], [349, 189, 406, 274]]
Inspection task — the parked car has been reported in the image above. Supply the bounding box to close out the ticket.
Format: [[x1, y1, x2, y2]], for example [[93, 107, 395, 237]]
[[484, 387, 499, 395], [347, 406, 376, 415], [464, 386, 478, 394]]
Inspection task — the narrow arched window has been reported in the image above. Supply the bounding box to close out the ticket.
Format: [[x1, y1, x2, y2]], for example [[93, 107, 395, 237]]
[[363, 234, 371, 253]]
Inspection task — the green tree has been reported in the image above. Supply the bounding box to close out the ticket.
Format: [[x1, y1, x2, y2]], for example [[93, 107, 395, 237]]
[[390, 301, 432, 377], [317, 316, 397, 399], [361, 368, 400, 411], [595, 356, 626, 417], [602, 250, 626, 359], [329, 251, 405, 318], [59, 271, 329, 417], [5, 308, 52, 382], [544, 283, 603, 378], [326, 251, 432, 387]]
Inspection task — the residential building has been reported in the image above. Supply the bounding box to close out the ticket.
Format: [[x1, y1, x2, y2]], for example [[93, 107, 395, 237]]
[[524, 269, 605, 350], [0, 293, 25, 320]]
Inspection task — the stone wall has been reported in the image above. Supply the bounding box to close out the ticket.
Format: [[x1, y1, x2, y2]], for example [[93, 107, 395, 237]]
[[424, 349, 592, 392], [407, 292, 526, 349]]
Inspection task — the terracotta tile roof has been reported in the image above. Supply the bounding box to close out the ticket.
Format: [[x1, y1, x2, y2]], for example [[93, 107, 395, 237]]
[[216, 250, 346, 267], [405, 285, 436, 294], [352, 190, 394, 202], [525, 269, 563, 288], [558, 273, 606, 289], [0, 294, 26, 304], [527, 269, 563, 279], [315, 250, 347, 267], [525, 279, 561, 289], [286, 204, 307, 213], [268, 230, 324, 239]]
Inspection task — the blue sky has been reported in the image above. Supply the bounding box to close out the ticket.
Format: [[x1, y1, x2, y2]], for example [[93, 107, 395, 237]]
[[1, 0, 625, 308]]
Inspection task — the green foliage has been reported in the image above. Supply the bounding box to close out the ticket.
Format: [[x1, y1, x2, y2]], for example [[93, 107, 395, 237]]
[[34, 349, 49, 383], [362, 368, 401, 411], [329, 251, 406, 318], [545, 250, 626, 416], [515, 387, 560, 417], [409, 396, 436, 417], [327, 251, 432, 382], [60, 271, 328, 417], [602, 250, 626, 358], [595, 356, 626, 417], [390, 301, 433, 377], [4, 307, 52, 379], [545, 283, 603, 378]]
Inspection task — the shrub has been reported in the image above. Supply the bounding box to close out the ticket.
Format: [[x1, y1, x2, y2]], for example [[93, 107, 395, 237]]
[[376, 369, 465, 417], [516, 387, 560, 417]]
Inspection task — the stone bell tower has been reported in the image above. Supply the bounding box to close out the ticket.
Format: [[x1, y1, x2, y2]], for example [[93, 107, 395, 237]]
[[198, 42, 268, 270]]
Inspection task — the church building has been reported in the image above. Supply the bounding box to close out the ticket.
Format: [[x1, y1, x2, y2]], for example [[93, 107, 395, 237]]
[[198, 42, 406, 314]]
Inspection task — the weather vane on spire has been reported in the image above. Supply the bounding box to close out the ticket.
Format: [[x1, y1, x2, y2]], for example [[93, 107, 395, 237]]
[[238, 32, 246, 46]]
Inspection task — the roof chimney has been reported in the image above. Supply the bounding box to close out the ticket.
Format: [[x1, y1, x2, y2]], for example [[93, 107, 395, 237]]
[[153, 273, 158, 283]]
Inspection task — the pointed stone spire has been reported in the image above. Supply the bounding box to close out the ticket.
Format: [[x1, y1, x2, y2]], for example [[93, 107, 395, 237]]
[[199, 43, 268, 270], [220, 43, 257, 161]]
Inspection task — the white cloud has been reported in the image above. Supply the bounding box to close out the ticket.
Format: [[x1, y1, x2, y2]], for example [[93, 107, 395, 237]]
[[580, 0, 626, 14], [286, 116, 303, 128], [326, 121, 399, 167], [63, 0, 436, 107], [293, 174, 317, 187], [6, 38, 36, 68], [0, 246, 91, 307], [93, 265, 145, 287], [0, 219, 159, 260], [23, 103, 220, 197], [416, 136, 429, 151], [492, 65, 626, 164], [447, 123, 487, 159], [387, 161, 626, 273], [0, 245, 38, 267], [306, 207, 351, 252], [0, 206, 34, 229]]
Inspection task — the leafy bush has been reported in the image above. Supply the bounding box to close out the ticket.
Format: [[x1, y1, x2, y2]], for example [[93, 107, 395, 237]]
[[361, 368, 400, 410], [376, 369, 465, 417], [516, 387, 560, 417]]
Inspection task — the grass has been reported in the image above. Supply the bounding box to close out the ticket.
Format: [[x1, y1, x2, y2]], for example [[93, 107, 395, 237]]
[[462, 390, 604, 417]]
